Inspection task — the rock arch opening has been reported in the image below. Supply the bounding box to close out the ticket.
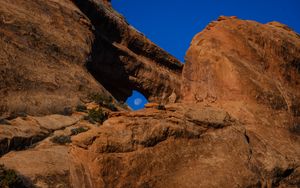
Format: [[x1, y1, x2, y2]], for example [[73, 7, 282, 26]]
[[72, 0, 182, 104], [126, 90, 148, 110]]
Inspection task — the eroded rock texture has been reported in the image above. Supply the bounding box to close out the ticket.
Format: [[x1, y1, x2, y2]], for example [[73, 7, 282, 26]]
[[183, 16, 300, 113], [1, 103, 298, 187], [72, 0, 182, 102], [0, 0, 182, 117], [181, 16, 300, 187], [0, 0, 109, 117], [0, 1, 299, 188]]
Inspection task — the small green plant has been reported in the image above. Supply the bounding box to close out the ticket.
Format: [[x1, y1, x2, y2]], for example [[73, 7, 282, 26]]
[[0, 164, 23, 187], [76, 104, 87, 112], [86, 108, 108, 124], [157, 104, 166, 110], [71, 127, 89, 136], [89, 93, 118, 111], [89, 93, 112, 105], [51, 135, 71, 145]]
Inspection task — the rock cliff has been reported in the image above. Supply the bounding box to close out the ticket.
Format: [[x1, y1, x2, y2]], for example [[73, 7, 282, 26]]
[[0, 1, 299, 188], [0, 0, 182, 117], [183, 16, 300, 111], [181, 15, 300, 187]]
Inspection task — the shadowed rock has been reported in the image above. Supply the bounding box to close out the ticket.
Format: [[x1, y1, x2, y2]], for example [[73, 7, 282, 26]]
[[0, 0, 182, 118], [71, 0, 183, 102]]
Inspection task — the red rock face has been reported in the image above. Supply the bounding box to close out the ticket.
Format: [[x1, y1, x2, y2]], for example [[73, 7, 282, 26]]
[[0, 0, 182, 117], [0, 2, 299, 188], [72, 0, 183, 103], [182, 16, 300, 112], [182, 15, 300, 135], [180, 16, 300, 187], [0, 0, 110, 117], [103, 0, 112, 6]]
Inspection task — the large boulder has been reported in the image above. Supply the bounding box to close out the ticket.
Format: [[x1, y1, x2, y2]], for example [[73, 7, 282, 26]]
[[181, 16, 300, 187], [182, 16, 300, 113]]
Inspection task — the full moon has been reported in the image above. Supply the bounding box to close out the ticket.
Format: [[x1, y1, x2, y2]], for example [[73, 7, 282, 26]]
[[134, 98, 142, 106]]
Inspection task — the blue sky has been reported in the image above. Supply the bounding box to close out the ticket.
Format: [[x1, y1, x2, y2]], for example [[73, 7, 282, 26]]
[[126, 90, 148, 110], [113, 0, 300, 110], [113, 0, 300, 62]]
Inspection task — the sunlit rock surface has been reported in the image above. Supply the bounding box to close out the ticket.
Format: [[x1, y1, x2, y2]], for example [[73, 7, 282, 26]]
[[0, 1, 299, 188]]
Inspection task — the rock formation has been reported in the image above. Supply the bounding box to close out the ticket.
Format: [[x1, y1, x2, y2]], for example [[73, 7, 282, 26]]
[[0, 0, 182, 118], [180, 16, 300, 187], [71, 0, 182, 102], [183, 16, 300, 110], [0, 1, 299, 188]]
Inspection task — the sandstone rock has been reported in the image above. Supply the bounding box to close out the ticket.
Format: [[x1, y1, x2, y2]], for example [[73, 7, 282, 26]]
[[181, 17, 300, 187], [0, 1, 299, 188], [217, 15, 237, 21], [182, 17, 300, 110], [0, 104, 241, 187], [267, 21, 294, 32], [144, 102, 160, 109], [71, 0, 183, 102], [32, 114, 83, 131], [0, 113, 83, 157], [1, 102, 299, 187], [1, 145, 71, 187], [102, 0, 112, 7], [0, 0, 182, 118], [168, 90, 177, 103], [0, 0, 111, 117], [184, 106, 233, 128]]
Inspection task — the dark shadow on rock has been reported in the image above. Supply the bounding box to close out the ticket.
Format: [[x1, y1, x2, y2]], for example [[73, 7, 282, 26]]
[[71, 0, 147, 102], [0, 164, 34, 188], [71, 0, 182, 102]]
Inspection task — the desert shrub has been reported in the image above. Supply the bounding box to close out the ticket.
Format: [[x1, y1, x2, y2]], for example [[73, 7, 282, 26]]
[[157, 104, 166, 110], [71, 127, 89, 136], [76, 104, 87, 112], [51, 135, 71, 145], [86, 108, 108, 124], [62, 107, 73, 116], [0, 165, 23, 187], [89, 93, 118, 111], [89, 93, 112, 105], [7, 112, 27, 120]]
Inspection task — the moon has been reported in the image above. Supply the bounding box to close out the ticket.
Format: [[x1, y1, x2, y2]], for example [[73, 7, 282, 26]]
[[134, 98, 142, 106]]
